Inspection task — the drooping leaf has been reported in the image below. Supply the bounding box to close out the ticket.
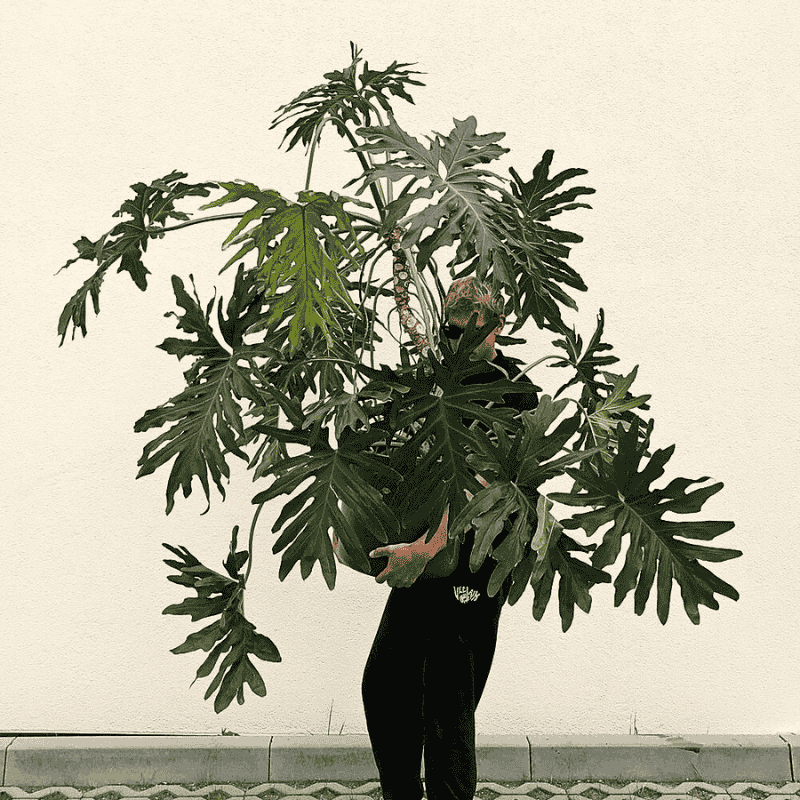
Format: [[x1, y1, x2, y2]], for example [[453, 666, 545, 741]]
[[505, 499, 610, 632], [162, 533, 281, 714], [57, 171, 216, 343], [552, 419, 740, 624], [251, 418, 402, 588], [548, 533, 612, 632], [530, 494, 565, 584], [57, 263, 109, 343]]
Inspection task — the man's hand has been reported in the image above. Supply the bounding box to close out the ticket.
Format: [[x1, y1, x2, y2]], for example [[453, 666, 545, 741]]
[[370, 541, 433, 588], [371, 505, 450, 588], [350, 477, 489, 589]]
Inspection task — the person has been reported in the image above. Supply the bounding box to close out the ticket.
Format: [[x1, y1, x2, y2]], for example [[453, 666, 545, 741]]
[[345, 277, 539, 800]]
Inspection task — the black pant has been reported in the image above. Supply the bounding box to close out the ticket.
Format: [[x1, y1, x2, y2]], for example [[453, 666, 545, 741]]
[[362, 534, 511, 800]]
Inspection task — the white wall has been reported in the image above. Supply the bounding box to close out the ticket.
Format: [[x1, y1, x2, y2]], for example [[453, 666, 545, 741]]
[[1, 0, 798, 736]]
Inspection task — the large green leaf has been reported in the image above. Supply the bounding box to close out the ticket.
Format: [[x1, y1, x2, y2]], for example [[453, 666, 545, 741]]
[[353, 115, 519, 280], [552, 419, 740, 624], [251, 423, 402, 589], [57, 171, 216, 343], [448, 396, 601, 597], [499, 151, 594, 333], [162, 529, 281, 714], [501, 498, 612, 632], [368, 316, 541, 535], [204, 184, 363, 353], [134, 265, 266, 514]]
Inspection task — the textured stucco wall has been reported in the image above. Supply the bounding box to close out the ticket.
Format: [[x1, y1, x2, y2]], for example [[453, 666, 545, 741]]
[[1, 1, 798, 735]]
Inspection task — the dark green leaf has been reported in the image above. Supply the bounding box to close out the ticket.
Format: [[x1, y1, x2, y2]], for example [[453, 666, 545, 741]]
[[170, 620, 223, 654], [354, 115, 516, 280], [134, 265, 265, 514], [555, 419, 740, 624], [250, 632, 282, 662], [496, 154, 594, 332], [271, 42, 424, 153], [57, 171, 215, 342], [163, 542, 281, 712]]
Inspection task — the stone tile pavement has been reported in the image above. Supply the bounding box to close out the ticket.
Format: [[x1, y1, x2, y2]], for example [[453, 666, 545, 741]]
[[2, 735, 797, 798], [1, 780, 800, 800]]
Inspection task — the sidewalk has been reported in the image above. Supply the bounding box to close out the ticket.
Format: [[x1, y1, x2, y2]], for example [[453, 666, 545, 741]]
[[1, 735, 797, 793]]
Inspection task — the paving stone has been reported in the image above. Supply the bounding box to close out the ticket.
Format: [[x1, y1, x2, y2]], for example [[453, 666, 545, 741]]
[[476, 737, 531, 781], [690, 737, 793, 782], [480, 782, 567, 796], [4, 738, 273, 787], [484, 795, 532, 800], [0, 789, 84, 798], [269, 738, 378, 782], [5, 783, 800, 800], [727, 783, 778, 794], [730, 796, 799, 800], [528, 736, 703, 782], [526, 736, 795, 782]]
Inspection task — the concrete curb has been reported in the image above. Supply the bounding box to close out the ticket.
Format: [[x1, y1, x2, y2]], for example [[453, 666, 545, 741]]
[[1, 735, 796, 786]]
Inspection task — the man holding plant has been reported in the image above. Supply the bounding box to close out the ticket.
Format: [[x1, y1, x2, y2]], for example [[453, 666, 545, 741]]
[[335, 278, 539, 800]]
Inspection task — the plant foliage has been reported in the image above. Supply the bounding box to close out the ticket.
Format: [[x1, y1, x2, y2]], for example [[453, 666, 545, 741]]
[[162, 528, 281, 712], [57, 43, 739, 712]]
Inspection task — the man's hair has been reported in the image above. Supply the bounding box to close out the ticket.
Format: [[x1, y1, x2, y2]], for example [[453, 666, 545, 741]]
[[444, 277, 505, 324]]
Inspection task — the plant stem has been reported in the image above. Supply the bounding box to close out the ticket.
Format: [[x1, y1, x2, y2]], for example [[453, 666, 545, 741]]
[[243, 502, 265, 587], [332, 118, 386, 222], [371, 107, 393, 205], [146, 212, 246, 235], [404, 247, 440, 361], [565, 396, 597, 446], [305, 116, 327, 192], [515, 353, 564, 379]]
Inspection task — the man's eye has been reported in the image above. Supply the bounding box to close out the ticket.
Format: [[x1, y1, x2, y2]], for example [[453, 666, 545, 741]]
[[443, 324, 464, 339]]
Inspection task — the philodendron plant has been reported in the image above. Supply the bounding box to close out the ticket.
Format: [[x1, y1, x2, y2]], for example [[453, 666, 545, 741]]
[[57, 43, 740, 712]]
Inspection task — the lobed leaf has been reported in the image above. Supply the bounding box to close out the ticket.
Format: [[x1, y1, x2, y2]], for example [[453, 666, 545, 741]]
[[552, 419, 740, 624], [162, 535, 281, 713], [271, 42, 424, 153], [214, 188, 363, 354], [57, 171, 216, 343], [134, 265, 265, 514], [354, 115, 518, 280]]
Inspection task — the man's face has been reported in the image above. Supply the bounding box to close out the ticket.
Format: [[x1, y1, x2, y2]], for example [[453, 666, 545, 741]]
[[445, 307, 501, 361]]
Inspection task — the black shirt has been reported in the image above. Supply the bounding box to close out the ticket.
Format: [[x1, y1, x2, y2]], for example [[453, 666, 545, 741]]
[[459, 347, 540, 420]]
